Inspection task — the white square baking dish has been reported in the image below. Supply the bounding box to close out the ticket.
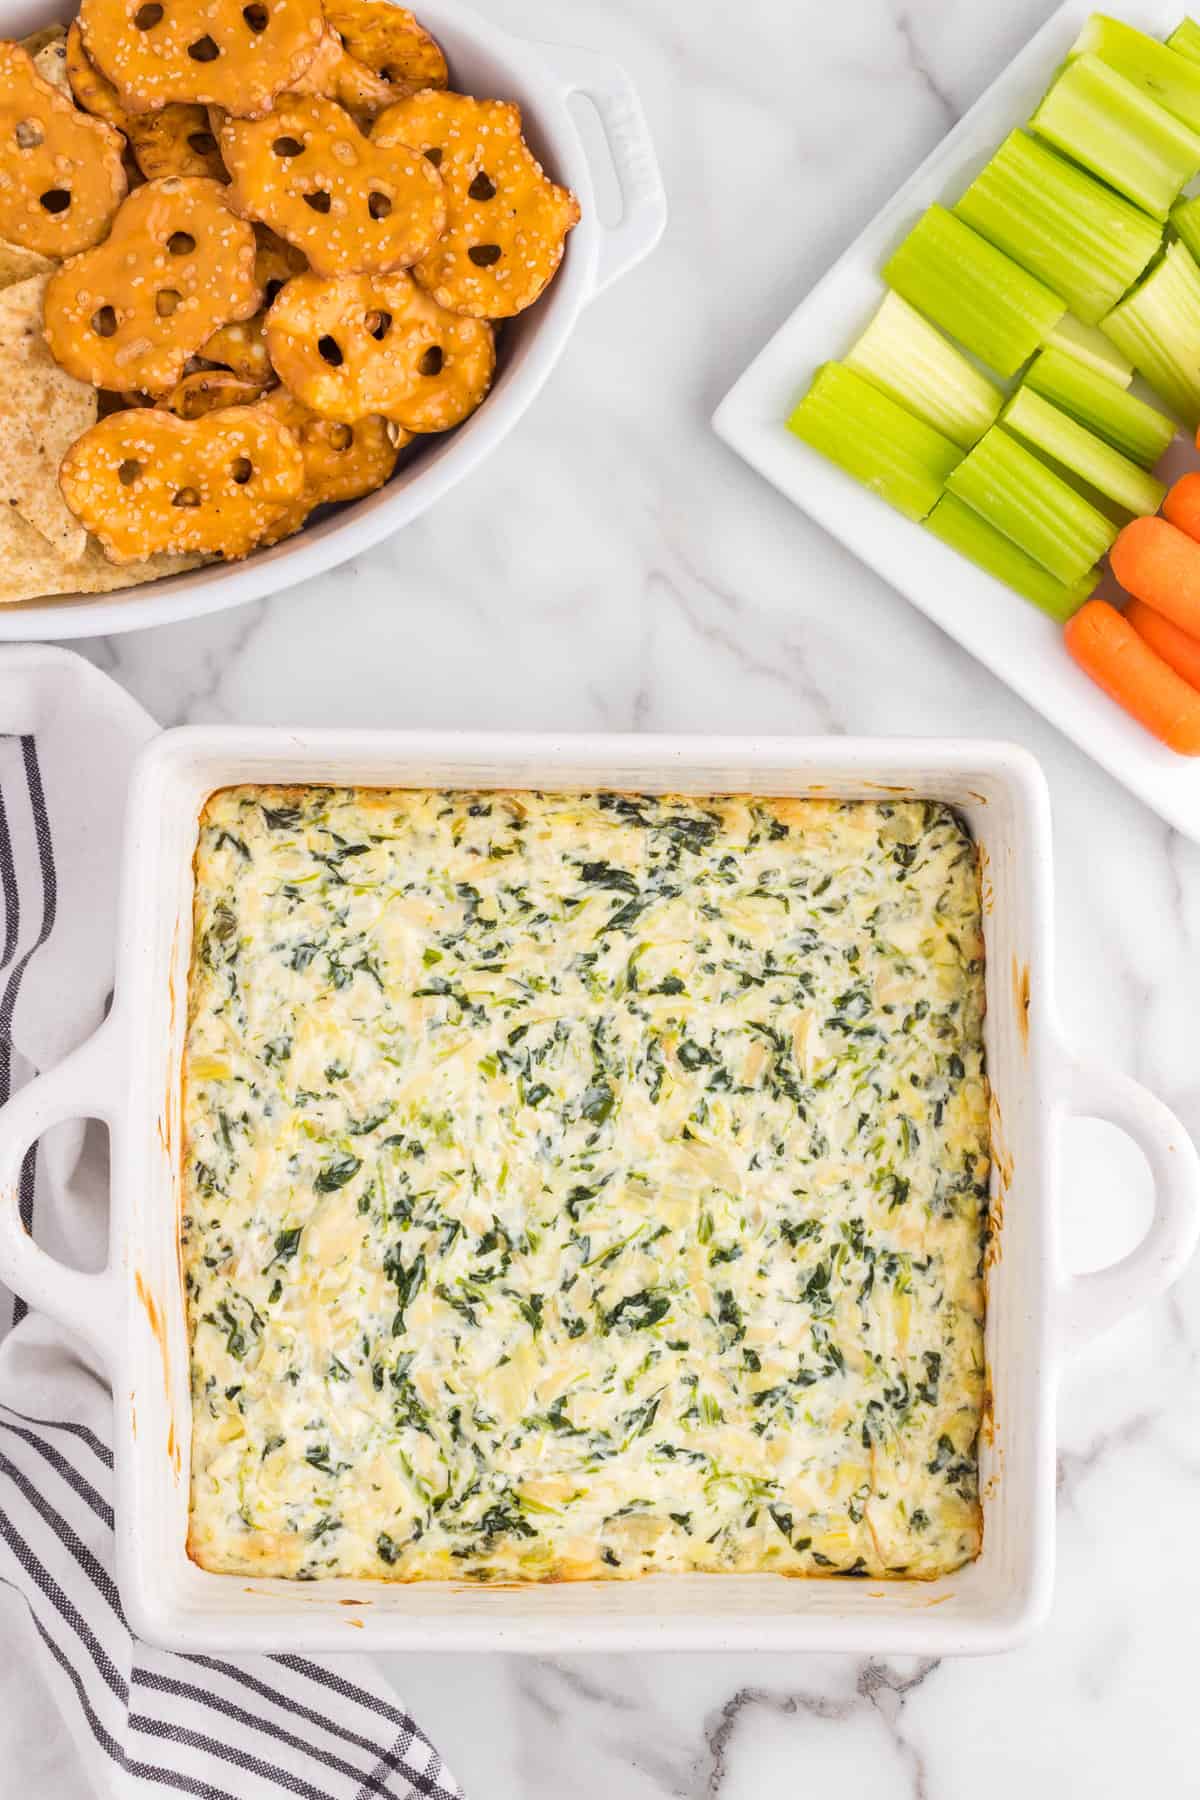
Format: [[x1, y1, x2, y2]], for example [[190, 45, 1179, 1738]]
[[0, 729, 1195, 1654]]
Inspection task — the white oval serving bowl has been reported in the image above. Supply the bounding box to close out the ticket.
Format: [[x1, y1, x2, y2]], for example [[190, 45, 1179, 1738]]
[[0, 0, 666, 639], [0, 727, 1195, 1655]]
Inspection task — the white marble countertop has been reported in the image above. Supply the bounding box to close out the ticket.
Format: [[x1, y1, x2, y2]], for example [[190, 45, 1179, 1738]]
[[72, 0, 1200, 1790]]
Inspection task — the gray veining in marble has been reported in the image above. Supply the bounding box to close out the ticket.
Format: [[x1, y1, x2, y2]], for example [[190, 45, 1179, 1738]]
[[56, 1, 1200, 1790]]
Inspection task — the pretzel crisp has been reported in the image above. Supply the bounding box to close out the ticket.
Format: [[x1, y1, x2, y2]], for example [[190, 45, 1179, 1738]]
[[0, 41, 127, 257], [67, 21, 225, 181], [65, 21, 126, 126], [220, 94, 445, 277], [324, 2, 446, 99], [197, 313, 271, 379], [264, 268, 494, 430], [374, 91, 580, 317], [131, 103, 226, 181], [198, 222, 306, 379], [254, 220, 310, 300], [98, 388, 156, 415], [78, 0, 325, 118], [156, 374, 398, 539], [257, 384, 403, 541], [59, 401, 305, 561], [159, 368, 266, 417], [44, 176, 260, 394], [290, 27, 393, 123]]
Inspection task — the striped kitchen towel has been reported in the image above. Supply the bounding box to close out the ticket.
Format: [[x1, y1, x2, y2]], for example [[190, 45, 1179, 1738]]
[[0, 646, 463, 1800]]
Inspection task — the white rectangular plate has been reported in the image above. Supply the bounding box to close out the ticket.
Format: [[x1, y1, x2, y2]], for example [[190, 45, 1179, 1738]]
[[713, 0, 1200, 844]]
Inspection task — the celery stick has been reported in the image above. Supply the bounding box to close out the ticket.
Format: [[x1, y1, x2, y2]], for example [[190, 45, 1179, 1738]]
[[954, 130, 1161, 324], [1031, 54, 1200, 219], [1024, 346, 1176, 466], [844, 293, 1003, 448], [882, 205, 1066, 378], [945, 425, 1118, 583], [924, 493, 1098, 621], [1171, 192, 1200, 262], [1167, 19, 1200, 64], [1069, 15, 1200, 132], [1101, 239, 1200, 425], [1001, 386, 1166, 516], [1024, 448, 1129, 525], [1045, 314, 1134, 385], [786, 363, 962, 521]]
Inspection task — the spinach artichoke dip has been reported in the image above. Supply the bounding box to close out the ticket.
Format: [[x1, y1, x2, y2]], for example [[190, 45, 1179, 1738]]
[[182, 786, 990, 1582]]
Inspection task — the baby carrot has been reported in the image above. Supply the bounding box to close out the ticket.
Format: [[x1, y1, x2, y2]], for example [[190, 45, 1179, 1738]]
[[1064, 599, 1200, 753], [1164, 470, 1200, 543], [1126, 598, 1200, 691], [1109, 514, 1200, 638]]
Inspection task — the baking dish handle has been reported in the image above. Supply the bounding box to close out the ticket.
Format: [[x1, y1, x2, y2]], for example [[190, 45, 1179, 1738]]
[[534, 41, 667, 296], [1055, 1048, 1200, 1354], [0, 1020, 119, 1363]]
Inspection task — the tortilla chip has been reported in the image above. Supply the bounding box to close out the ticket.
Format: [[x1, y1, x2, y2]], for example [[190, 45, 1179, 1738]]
[[0, 272, 96, 560], [19, 24, 66, 57], [33, 35, 70, 92], [0, 239, 54, 287], [0, 505, 202, 603], [0, 420, 85, 558]]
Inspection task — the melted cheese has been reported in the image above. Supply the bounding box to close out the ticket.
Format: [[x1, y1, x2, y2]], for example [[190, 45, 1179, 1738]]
[[182, 788, 990, 1581]]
